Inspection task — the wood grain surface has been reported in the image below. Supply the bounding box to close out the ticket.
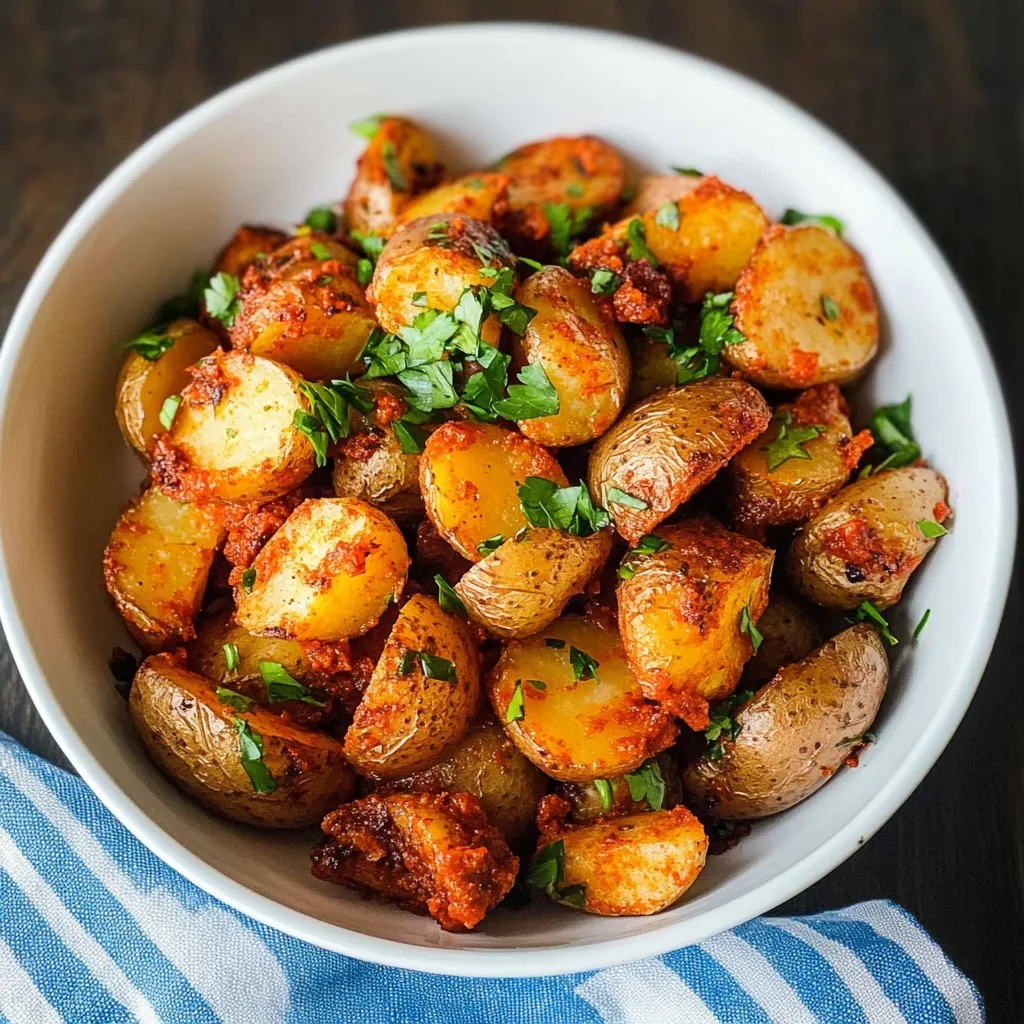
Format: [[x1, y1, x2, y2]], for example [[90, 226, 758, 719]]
[[1, 0, 1021, 1015]]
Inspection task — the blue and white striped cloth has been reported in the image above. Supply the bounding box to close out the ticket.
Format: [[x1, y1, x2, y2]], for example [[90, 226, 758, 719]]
[[0, 728, 983, 1023]]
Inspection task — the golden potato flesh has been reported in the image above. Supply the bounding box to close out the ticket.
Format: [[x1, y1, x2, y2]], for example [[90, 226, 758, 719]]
[[510, 266, 630, 446], [587, 377, 771, 544], [103, 487, 226, 651], [212, 224, 288, 277], [130, 653, 355, 828], [741, 592, 822, 688], [683, 625, 889, 819], [343, 595, 481, 779], [787, 466, 950, 610], [420, 421, 568, 562], [621, 173, 704, 219], [115, 319, 220, 460], [151, 349, 317, 504], [617, 518, 774, 730], [726, 224, 880, 388], [488, 616, 678, 782], [391, 172, 509, 234], [234, 497, 410, 640], [455, 527, 612, 639]]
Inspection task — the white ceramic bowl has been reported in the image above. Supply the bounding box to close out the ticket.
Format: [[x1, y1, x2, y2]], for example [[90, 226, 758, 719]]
[[0, 24, 1014, 977]]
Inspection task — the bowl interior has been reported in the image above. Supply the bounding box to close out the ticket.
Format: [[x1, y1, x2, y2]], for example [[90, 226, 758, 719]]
[[0, 25, 1014, 975]]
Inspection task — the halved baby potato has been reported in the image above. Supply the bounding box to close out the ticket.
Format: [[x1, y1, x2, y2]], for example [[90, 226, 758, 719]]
[[212, 224, 288, 277], [235, 497, 410, 640], [741, 591, 822, 688], [390, 172, 509, 234]]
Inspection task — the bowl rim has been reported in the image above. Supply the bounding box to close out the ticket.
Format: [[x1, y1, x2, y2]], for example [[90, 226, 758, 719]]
[[0, 22, 1016, 977]]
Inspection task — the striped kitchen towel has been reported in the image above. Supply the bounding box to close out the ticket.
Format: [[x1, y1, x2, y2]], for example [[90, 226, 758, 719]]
[[0, 728, 983, 1023]]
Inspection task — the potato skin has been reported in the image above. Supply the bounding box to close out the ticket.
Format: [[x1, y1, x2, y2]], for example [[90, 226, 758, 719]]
[[235, 497, 410, 641], [454, 527, 612, 639], [726, 224, 880, 388], [488, 615, 678, 782], [787, 466, 950, 610], [618, 518, 774, 730], [343, 595, 481, 779], [741, 592, 822, 688], [212, 224, 288, 277], [683, 624, 889, 819], [420, 421, 568, 562], [587, 377, 771, 544], [115, 319, 220, 460], [391, 172, 509, 234], [130, 653, 355, 828], [510, 266, 630, 446], [620, 173, 704, 218]]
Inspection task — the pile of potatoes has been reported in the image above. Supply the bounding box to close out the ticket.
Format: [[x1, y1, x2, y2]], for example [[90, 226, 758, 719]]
[[104, 117, 950, 930]]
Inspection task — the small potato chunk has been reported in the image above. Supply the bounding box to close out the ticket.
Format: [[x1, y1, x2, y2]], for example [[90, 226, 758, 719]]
[[510, 266, 630, 446], [187, 609, 310, 687], [455, 528, 612, 638], [587, 377, 771, 544], [130, 653, 355, 828], [229, 234, 376, 381], [368, 213, 513, 338], [617, 518, 774, 730], [558, 751, 683, 824], [627, 332, 684, 402], [741, 592, 822, 688], [420, 421, 568, 562], [235, 497, 410, 640], [488, 616, 678, 782], [787, 466, 950, 610], [343, 116, 445, 237], [621, 173, 704, 218], [311, 792, 517, 931], [115, 318, 219, 460], [391, 172, 509, 234], [152, 349, 317, 504], [726, 224, 880, 388], [104, 487, 226, 651], [212, 224, 288, 277], [684, 625, 889, 819], [343, 595, 481, 778]]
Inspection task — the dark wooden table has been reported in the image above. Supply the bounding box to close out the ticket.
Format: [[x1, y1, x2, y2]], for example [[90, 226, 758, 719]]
[[2, 0, 1022, 1015]]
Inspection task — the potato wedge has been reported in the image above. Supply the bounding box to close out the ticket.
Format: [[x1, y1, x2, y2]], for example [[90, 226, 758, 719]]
[[235, 497, 410, 640], [420, 421, 568, 562], [787, 466, 950, 610], [487, 615, 678, 782], [391, 172, 509, 234], [741, 591, 822, 688], [104, 487, 226, 651], [151, 349, 317, 504], [130, 653, 355, 828], [726, 224, 880, 388], [617, 518, 774, 730], [343, 594, 481, 778], [683, 624, 889, 819], [212, 224, 288, 277], [587, 377, 771, 544]]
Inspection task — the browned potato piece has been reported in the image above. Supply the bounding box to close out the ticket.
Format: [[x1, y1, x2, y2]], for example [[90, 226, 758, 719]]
[[726, 224, 880, 388], [741, 592, 822, 688], [587, 377, 771, 544], [455, 528, 612, 638], [368, 213, 513, 338], [559, 751, 683, 824], [617, 518, 774, 730], [487, 615, 678, 782], [130, 653, 355, 828], [684, 625, 889, 819], [235, 497, 410, 640], [212, 224, 288, 277], [787, 466, 950, 610], [391, 172, 509, 234], [115, 319, 219, 460], [343, 595, 481, 778], [510, 266, 630, 446], [621, 173, 704, 218], [420, 421, 568, 562], [229, 234, 376, 381], [343, 116, 445, 237], [104, 487, 226, 651]]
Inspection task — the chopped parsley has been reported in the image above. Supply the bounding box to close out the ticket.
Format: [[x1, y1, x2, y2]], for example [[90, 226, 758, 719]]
[[646, 290, 744, 385], [864, 395, 920, 472], [356, 258, 373, 287], [303, 206, 338, 233], [392, 412, 431, 454], [654, 202, 680, 231], [203, 272, 241, 327], [349, 113, 386, 140], [856, 600, 898, 646], [309, 241, 333, 261], [519, 477, 610, 536], [398, 649, 458, 682], [739, 605, 764, 655], [234, 717, 277, 794], [259, 662, 325, 706], [527, 840, 586, 908], [606, 487, 647, 510], [617, 534, 671, 580], [704, 690, 754, 760], [544, 203, 594, 257], [673, 166, 703, 176], [517, 256, 545, 272], [351, 230, 385, 261], [624, 759, 666, 810], [381, 141, 407, 192], [820, 294, 841, 321], [506, 681, 525, 722], [590, 268, 622, 295], [294, 376, 375, 467], [917, 520, 948, 539], [222, 643, 240, 674], [411, 290, 428, 306], [434, 574, 467, 618], [761, 411, 825, 471], [593, 778, 614, 813], [912, 608, 931, 641], [122, 326, 175, 361], [240, 568, 256, 594], [158, 394, 181, 431], [569, 646, 601, 683], [477, 534, 505, 557], [526, 679, 546, 691], [838, 731, 877, 747], [625, 217, 658, 265], [780, 208, 845, 234], [565, 182, 585, 198], [493, 363, 559, 421], [154, 269, 207, 323], [216, 687, 252, 713]]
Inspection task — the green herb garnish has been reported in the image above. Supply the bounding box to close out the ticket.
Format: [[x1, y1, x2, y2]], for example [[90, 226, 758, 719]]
[[381, 141, 407, 192], [398, 649, 458, 682], [913, 608, 931, 641], [240, 568, 256, 594], [222, 643, 240, 674], [739, 605, 764, 655], [493, 363, 559, 421], [625, 217, 658, 265], [606, 487, 647, 510], [917, 520, 948, 539], [435, 574, 467, 618], [654, 202, 680, 231], [304, 206, 338, 233], [519, 478, 610, 537], [594, 779, 614, 813], [590, 268, 621, 295], [356, 258, 373, 287], [568, 646, 601, 683], [527, 840, 586, 907], [158, 394, 181, 431], [259, 661, 325, 706], [704, 690, 754, 760], [624, 759, 666, 810], [780, 209, 845, 234], [477, 534, 505, 557], [673, 167, 702, 176], [761, 411, 825, 472], [856, 600, 898, 646], [617, 534, 671, 580], [506, 681, 525, 722], [820, 294, 840, 321], [544, 203, 594, 256], [216, 687, 252, 712], [234, 717, 277, 794], [203, 272, 241, 327], [122, 327, 175, 361], [350, 113, 387, 140]]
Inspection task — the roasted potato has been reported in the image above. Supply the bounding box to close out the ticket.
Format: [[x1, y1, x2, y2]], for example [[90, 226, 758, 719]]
[[391, 172, 509, 234], [787, 466, 950, 610], [130, 653, 355, 828], [487, 615, 678, 782], [683, 624, 889, 819], [343, 116, 445, 237], [104, 487, 226, 651], [741, 591, 822, 688], [617, 517, 774, 730], [587, 377, 771, 544], [627, 332, 683, 402], [621, 173, 704, 218], [558, 751, 683, 824], [235, 497, 410, 640], [725, 224, 880, 388], [115, 319, 220, 460], [212, 224, 288, 277], [509, 266, 630, 446], [151, 349, 317, 504], [420, 421, 568, 562], [343, 594, 481, 778]]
